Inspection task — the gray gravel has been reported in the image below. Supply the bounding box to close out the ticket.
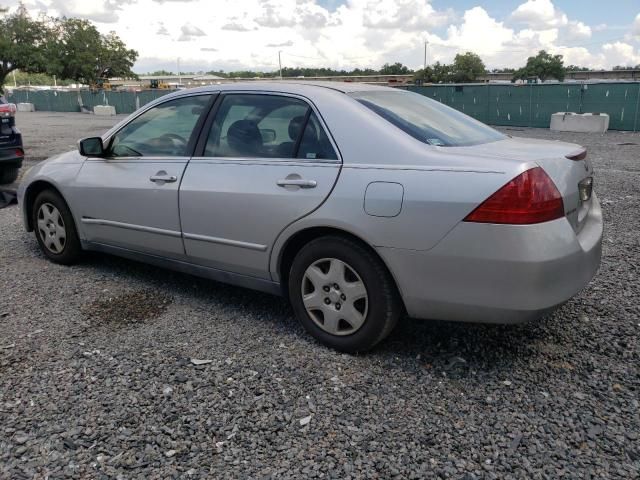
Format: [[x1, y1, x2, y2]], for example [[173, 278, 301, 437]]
[[1, 115, 639, 479]]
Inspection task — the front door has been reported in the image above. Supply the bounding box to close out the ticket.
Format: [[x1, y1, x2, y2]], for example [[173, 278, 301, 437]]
[[179, 93, 342, 278], [72, 94, 214, 257]]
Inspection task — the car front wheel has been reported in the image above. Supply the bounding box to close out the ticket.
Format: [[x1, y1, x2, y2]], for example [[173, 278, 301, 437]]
[[288, 236, 401, 353], [32, 189, 82, 265]]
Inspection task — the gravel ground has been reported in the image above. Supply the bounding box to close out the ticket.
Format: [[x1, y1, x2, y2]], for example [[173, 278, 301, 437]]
[[1, 114, 639, 479]]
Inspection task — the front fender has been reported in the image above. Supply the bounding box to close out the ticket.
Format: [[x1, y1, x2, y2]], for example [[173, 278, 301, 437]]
[[18, 153, 85, 232]]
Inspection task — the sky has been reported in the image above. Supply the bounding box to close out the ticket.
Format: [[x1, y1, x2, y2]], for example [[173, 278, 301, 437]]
[[7, 0, 640, 74]]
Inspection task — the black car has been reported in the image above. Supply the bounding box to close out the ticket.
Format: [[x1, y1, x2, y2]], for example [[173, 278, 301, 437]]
[[0, 96, 24, 184]]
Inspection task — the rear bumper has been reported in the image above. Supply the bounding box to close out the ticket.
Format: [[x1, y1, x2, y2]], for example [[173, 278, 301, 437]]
[[378, 193, 603, 324], [0, 143, 23, 168]]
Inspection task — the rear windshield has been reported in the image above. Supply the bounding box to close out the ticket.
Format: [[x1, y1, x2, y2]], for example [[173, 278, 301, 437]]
[[350, 90, 505, 147]]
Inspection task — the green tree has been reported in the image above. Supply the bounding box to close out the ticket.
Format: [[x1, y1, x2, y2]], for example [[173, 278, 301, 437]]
[[379, 62, 412, 75], [512, 50, 565, 82], [451, 52, 485, 82], [0, 5, 51, 93], [565, 65, 592, 72], [49, 18, 138, 85], [414, 61, 453, 83], [98, 31, 138, 80]]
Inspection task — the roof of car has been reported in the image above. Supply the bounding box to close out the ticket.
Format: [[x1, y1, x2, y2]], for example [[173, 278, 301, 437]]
[[180, 81, 395, 96]]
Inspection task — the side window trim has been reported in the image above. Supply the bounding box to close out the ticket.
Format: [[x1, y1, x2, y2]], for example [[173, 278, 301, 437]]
[[103, 92, 218, 159], [192, 91, 341, 163], [292, 108, 312, 159]]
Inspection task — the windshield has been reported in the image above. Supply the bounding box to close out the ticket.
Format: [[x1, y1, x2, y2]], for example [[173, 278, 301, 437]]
[[350, 90, 505, 147]]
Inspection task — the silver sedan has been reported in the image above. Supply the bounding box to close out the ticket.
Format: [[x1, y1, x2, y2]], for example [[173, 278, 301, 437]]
[[18, 82, 603, 352]]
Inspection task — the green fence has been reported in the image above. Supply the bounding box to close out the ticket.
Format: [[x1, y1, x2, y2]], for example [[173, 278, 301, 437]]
[[404, 82, 640, 131], [6, 83, 640, 131], [5, 89, 174, 115]]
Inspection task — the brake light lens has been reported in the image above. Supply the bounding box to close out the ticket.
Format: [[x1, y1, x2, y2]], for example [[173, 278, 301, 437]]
[[464, 167, 564, 225], [0, 103, 16, 117]]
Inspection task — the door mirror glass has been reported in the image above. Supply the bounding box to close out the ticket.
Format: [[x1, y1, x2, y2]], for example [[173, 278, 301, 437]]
[[79, 137, 105, 157]]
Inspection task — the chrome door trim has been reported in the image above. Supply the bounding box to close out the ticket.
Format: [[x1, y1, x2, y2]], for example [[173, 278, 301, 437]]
[[183, 232, 268, 252], [190, 157, 341, 166], [82, 240, 282, 296], [81, 217, 182, 238], [85, 156, 192, 163]]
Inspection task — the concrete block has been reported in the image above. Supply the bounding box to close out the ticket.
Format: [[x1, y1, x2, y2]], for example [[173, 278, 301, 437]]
[[93, 105, 116, 116], [16, 103, 35, 112], [550, 112, 609, 133]]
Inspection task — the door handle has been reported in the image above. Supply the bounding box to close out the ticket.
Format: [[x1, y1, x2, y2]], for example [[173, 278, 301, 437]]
[[276, 179, 317, 188], [150, 173, 178, 183]]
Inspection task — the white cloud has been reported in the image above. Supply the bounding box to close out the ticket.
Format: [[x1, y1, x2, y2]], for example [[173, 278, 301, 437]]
[[221, 22, 253, 32], [566, 21, 591, 41], [4, 0, 636, 73], [178, 23, 206, 42], [511, 0, 568, 29], [45, 0, 134, 23], [632, 13, 640, 39], [444, 7, 514, 55], [363, 0, 454, 31], [601, 42, 640, 67]]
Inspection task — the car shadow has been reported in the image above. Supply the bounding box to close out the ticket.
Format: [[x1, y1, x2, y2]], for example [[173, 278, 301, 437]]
[[78, 251, 562, 376]]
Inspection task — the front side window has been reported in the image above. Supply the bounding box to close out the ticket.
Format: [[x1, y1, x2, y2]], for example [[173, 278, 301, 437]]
[[350, 90, 505, 147], [204, 94, 337, 160], [109, 95, 211, 157]]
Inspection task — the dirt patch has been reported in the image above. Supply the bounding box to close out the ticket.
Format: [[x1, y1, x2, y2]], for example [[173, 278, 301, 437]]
[[82, 290, 172, 325]]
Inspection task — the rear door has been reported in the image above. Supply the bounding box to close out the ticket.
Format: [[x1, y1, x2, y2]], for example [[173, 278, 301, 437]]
[[179, 92, 341, 278], [74, 94, 214, 257]]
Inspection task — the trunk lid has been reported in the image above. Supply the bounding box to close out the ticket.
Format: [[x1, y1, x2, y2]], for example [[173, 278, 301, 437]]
[[447, 136, 594, 233]]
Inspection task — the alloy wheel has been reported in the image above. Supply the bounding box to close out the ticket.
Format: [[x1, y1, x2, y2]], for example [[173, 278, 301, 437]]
[[301, 257, 369, 336], [37, 202, 67, 254]]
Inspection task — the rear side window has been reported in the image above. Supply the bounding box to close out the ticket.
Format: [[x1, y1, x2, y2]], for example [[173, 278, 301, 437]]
[[109, 95, 211, 157], [297, 112, 338, 160], [350, 90, 505, 147], [204, 94, 337, 160]]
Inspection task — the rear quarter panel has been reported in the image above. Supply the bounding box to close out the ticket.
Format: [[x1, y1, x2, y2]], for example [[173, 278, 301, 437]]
[[269, 164, 526, 281]]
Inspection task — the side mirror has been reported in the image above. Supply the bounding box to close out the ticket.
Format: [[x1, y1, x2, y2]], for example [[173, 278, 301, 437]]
[[79, 137, 105, 157]]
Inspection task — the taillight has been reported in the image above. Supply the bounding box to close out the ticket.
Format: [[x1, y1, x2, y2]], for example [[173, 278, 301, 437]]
[[15, 148, 24, 157], [464, 167, 564, 225], [0, 103, 16, 117]]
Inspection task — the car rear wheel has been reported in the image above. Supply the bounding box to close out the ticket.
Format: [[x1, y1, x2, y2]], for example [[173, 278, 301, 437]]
[[288, 236, 401, 353], [32, 190, 82, 265], [0, 166, 18, 185]]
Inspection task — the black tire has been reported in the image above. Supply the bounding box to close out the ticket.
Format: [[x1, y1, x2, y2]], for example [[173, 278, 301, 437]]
[[0, 166, 19, 185], [288, 235, 401, 353], [32, 189, 82, 265]]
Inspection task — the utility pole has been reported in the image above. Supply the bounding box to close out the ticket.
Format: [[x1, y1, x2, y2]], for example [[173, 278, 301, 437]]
[[424, 40, 428, 78], [177, 57, 181, 86], [53, 75, 57, 88], [12, 70, 16, 88], [278, 51, 283, 80]]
